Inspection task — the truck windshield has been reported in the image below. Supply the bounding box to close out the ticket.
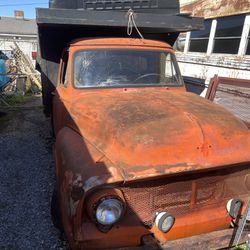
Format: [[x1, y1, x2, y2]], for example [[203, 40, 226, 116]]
[[73, 49, 183, 88]]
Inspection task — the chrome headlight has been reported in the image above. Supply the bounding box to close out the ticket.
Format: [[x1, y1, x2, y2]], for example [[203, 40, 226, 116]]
[[96, 198, 123, 226]]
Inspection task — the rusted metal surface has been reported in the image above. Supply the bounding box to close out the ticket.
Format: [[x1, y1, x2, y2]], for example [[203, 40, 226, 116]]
[[56, 87, 250, 186], [180, 0, 250, 19], [60, 84, 249, 169], [52, 38, 250, 249], [206, 75, 250, 129]]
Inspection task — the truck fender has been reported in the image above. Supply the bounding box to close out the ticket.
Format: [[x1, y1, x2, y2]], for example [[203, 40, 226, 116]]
[[54, 126, 117, 214]]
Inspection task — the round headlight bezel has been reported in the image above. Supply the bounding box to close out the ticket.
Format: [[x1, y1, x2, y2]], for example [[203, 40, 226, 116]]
[[95, 197, 124, 226], [86, 189, 126, 230], [155, 212, 175, 233]]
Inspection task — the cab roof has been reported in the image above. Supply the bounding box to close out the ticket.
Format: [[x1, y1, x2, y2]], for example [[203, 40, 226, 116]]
[[70, 38, 173, 49]]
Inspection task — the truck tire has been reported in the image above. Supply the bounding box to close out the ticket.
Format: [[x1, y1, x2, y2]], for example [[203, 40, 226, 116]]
[[51, 187, 63, 231]]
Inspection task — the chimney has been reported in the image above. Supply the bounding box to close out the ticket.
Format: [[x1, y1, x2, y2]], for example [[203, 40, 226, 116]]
[[14, 10, 24, 19]]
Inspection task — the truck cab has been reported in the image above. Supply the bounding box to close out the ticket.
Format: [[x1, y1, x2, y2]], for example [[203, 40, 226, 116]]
[[53, 38, 184, 134]]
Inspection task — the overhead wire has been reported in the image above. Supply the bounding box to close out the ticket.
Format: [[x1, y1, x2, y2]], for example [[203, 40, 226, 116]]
[[0, 3, 47, 7]]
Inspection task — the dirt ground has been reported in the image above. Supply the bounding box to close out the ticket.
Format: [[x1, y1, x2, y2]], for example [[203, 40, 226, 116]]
[[0, 96, 68, 249]]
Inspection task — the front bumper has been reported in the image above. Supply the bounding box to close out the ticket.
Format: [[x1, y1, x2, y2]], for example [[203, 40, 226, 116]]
[[109, 228, 248, 250]]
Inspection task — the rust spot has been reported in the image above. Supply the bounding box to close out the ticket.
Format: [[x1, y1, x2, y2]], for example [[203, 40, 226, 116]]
[[181, 0, 250, 19]]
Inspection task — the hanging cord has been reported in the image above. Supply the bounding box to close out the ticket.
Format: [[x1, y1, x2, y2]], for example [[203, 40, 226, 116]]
[[127, 9, 144, 40]]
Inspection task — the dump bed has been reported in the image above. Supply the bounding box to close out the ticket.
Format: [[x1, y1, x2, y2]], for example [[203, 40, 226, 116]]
[[50, 0, 180, 13], [36, 0, 203, 115]]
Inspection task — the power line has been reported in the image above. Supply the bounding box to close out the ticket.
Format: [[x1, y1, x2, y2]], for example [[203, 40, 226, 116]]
[[0, 3, 47, 7]]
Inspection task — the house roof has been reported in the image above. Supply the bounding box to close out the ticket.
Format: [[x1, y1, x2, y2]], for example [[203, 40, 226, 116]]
[[0, 16, 37, 36]]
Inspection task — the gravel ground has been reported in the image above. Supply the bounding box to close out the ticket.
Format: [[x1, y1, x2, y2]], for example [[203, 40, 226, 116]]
[[0, 98, 68, 249]]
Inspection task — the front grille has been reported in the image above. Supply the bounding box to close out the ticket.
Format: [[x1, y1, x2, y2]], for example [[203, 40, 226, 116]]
[[120, 165, 250, 226]]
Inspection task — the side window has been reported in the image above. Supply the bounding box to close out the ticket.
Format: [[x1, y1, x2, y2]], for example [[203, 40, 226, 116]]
[[61, 52, 69, 87], [165, 53, 176, 77]]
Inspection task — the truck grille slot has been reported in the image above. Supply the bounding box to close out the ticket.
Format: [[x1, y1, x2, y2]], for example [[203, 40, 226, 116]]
[[82, 0, 159, 10], [120, 165, 249, 226]]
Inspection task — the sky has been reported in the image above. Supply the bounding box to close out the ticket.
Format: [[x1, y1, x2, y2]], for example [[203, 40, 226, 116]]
[[0, 0, 48, 19]]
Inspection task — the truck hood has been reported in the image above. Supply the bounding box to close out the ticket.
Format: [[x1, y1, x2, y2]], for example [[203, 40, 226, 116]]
[[69, 88, 250, 182]]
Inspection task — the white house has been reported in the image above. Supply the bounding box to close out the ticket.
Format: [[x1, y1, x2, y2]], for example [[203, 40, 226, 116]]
[[0, 11, 37, 64], [176, 0, 250, 96]]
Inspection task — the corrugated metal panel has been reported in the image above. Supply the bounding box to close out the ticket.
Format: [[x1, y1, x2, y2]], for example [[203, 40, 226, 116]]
[[180, 0, 250, 19]]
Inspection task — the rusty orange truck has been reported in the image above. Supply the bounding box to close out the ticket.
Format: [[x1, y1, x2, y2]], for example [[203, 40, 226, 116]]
[[36, 1, 250, 249]]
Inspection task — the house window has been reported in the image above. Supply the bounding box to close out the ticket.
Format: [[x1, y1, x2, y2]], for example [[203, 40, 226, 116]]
[[213, 14, 245, 54], [246, 35, 250, 55], [189, 20, 212, 52]]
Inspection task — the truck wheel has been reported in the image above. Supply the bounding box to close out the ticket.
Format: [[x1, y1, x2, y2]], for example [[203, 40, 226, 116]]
[[51, 187, 63, 231]]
